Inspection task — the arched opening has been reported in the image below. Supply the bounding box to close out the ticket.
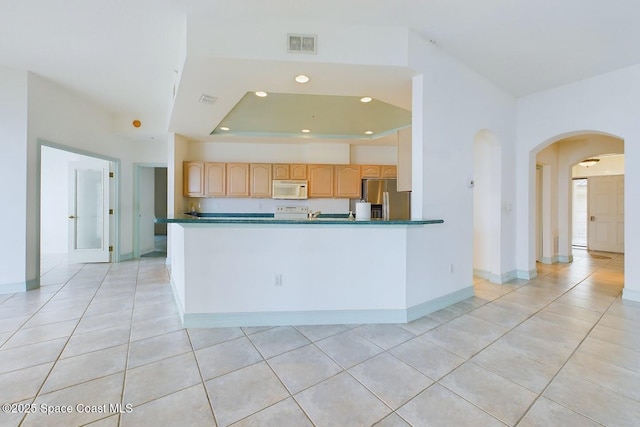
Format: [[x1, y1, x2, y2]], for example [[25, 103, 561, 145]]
[[531, 132, 624, 269]]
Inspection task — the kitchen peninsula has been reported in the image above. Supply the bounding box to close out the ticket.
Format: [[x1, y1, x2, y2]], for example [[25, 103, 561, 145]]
[[157, 215, 475, 328]]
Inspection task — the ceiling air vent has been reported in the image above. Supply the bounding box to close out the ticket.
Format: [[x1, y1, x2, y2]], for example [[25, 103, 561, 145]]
[[288, 34, 317, 54]]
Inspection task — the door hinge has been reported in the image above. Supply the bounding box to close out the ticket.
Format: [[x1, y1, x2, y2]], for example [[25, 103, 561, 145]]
[[109, 246, 114, 252], [109, 172, 114, 178], [109, 209, 114, 215]]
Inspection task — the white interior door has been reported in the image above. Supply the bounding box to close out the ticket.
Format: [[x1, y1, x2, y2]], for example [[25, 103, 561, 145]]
[[588, 175, 624, 253], [68, 160, 111, 263]]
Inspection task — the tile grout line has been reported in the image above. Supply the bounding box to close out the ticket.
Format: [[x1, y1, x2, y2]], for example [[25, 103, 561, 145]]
[[17, 262, 113, 427], [184, 326, 221, 426], [117, 259, 142, 427], [512, 256, 624, 426], [405, 255, 620, 426]]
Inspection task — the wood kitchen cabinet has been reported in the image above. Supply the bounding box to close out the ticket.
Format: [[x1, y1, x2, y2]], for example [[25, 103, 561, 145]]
[[250, 163, 272, 197], [204, 162, 226, 196], [334, 165, 361, 198], [308, 164, 334, 198], [290, 164, 307, 180], [272, 163, 307, 180], [226, 163, 250, 197], [360, 165, 381, 178], [183, 161, 205, 197], [360, 164, 397, 179], [272, 164, 289, 180], [381, 165, 397, 178]]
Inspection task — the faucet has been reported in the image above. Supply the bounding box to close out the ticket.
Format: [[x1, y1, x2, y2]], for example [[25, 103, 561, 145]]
[[308, 210, 321, 219]]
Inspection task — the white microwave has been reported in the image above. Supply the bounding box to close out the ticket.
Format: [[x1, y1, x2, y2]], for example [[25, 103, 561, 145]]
[[272, 180, 308, 199]]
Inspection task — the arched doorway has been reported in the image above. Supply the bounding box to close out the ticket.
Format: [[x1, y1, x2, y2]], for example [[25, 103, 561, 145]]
[[532, 133, 624, 267]]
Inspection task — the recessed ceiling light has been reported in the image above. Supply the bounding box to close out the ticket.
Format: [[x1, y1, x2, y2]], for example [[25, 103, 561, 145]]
[[219, 126, 230, 131], [360, 96, 372, 103], [255, 91, 268, 97], [364, 130, 373, 135], [301, 129, 310, 133], [295, 74, 310, 83]]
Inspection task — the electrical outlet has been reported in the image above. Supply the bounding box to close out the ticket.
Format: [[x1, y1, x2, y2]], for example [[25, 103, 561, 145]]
[[274, 274, 283, 287]]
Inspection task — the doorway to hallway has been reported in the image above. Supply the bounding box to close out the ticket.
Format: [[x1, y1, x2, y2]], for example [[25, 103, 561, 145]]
[[40, 143, 118, 270], [134, 164, 167, 258]]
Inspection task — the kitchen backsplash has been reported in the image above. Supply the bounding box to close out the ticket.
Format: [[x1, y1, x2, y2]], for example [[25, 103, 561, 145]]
[[188, 197, 350, 214]]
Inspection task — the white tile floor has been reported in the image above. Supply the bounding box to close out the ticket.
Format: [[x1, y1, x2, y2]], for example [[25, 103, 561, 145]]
[[0, 250, 638, 426]]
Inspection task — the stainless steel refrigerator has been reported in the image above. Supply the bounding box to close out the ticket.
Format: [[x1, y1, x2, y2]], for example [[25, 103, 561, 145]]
[[362, 179, 410, 220]]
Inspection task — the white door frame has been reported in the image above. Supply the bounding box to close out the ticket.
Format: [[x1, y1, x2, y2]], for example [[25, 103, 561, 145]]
[[37, 139, 121, 263], [133, 163, 167, 258]]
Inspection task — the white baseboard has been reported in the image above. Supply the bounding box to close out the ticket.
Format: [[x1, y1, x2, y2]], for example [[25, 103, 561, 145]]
[[178, 285, 475, 328], [517, 269, 537, 280], [0, 278, 38, 294], [622, 289, 640, 302]]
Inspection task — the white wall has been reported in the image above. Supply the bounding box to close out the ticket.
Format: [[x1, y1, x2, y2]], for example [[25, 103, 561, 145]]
[[191, 20, 408, 68], [0, 67, 29, 291], [350, 144, 397, 165], [473, 130, 504, 280], [27, 73, 167, 266], [406, 31, 517, 303], [40, 147, 85, 254], [516, 65, 640, 301]]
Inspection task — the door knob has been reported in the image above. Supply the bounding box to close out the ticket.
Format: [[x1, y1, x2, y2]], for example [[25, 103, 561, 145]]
[[590, 215, 596, 222], [68, 215, 76, 219]]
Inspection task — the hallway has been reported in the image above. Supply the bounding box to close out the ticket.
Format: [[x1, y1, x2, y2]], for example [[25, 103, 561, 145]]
[[0, 250, 637, 426]]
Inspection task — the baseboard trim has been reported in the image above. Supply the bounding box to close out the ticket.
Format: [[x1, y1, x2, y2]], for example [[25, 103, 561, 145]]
[[473, 269, 491, 280], [183, 309, 408, 328], [406, 286, 475, 322], [474, 269, 518, 284], [558, 255, 573, 263], [490, 270, 517, 284], [119, 252, 133, 262], [516, 269, 537, 280], [0, 278, 38, 294], [622, 289, 640, 302], [180, 286, 475, 328]]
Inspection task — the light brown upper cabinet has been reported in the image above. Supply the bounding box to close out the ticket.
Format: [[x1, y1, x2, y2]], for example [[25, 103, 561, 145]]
[[250, 163, 272, 198], [204, 162, 226, 197], [360, 165, 396, 179], [226, 163, 250, 197], [308, 164, 334, 198], [335, 165, 361, 199], [381, 165, 397, 178], [272, 164, 290, 180], [397, 127, 412, 191], [183, 161, 205, 197], [360, 165, 381, 179], [290, 164, 307, 180]]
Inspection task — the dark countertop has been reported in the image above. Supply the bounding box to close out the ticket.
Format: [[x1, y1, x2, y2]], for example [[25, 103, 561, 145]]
[[155, 213, 443, 226]]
